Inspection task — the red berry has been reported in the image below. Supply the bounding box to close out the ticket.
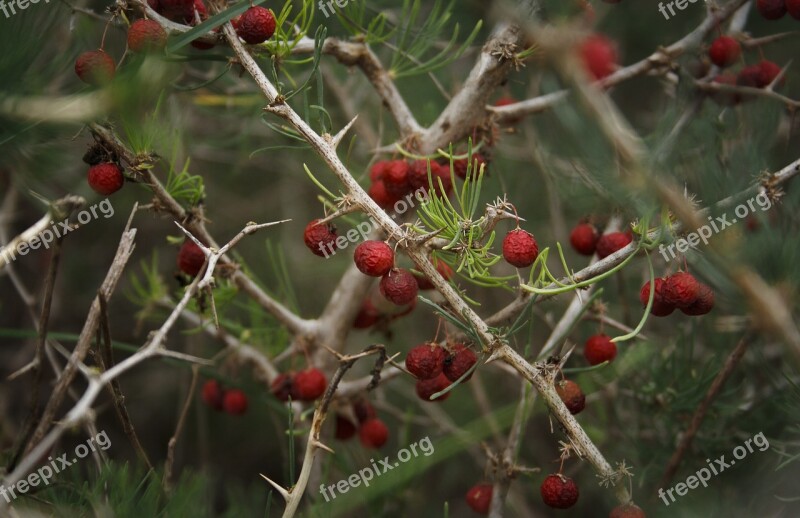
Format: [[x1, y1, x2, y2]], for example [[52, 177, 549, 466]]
[[354, 240, 394, 277], [75, 50, 115, 85], [271, 372, 294, 401], [596, 231, 632, 259], [639, 278, 676, 317], [177, 239, 206, 277], [185, 0, 207, 23], [292, 368, 327, 401], [502, 228, 539, 268], [222, 389, 248, 415], [580, 34, 618, 80], [584, 334, 617, 365], [708, 36, 740, 68], [191, 39, 215, 50], [359, 418, 389, 448], [415, 373, 451, 402], [610, 502, 647, 518], [353, 399, 376, 423], [368, 180, 399, 209], [334, 414, 357, 440], [370, 161, 390, 182], [789, 0, 800, 18], [680, 283, 714, 316], [453, 153, 487, 179], [201, 379, 223, 410], [87, 163, 124, 195], [757, 60, 783, 88], [353, 298, 381, 329], [380, 268, 419, 305], [570, 223, 599, 256], [235, 6, 276, 44], [158, 0, 194, 21], [383, 160, 411, 196], [663, 272, 699, 308], [540, 474, 579, 509], [555, 379, 586, 415], [408, 159, 452, 196], [414, 256, 454, 290], [127, 19, 168, 53], [465, 483, 493, 514], [443, 344, 477, 382], [406, 343, 446, 380], [711, 73, 741, 106], [304, 219, 338, 257], [756, 0, 787, 19]]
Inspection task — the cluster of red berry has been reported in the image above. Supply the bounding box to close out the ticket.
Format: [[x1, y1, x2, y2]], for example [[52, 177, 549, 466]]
[[707, 34, 784, 106], [405, 342, 478, 402], [569, 222, 633, 259], [334, 399, 390, 449], [756, 0, 800, 20], [639, 271, 714, 317], [270, 368, 328, 402], [74, 4, 276, 85], [201, 379, 248, 415], [465, 474, 645, 515]]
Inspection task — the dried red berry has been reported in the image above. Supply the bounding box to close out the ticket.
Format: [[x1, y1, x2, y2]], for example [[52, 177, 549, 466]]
[[291, 368, 327, 401], [414, 256, 454, 290], [443, 344, 477, 382], [353, 298, 381, 329], [87, 163, 124, 195], [555, 379, 586, 415], [405, 343, 446, 380], [584, 334, 617, 365], [708, 36, 740, 68], [415, 373, 451, 402], [465, 483, 493, 515], [756, 60, 783, 87], [408, 159, 452, 196], [158, 0, 193, 21], [540, 474, 579, 509], [368, 180, 399, 209], [453, 153, 487, 180], [222, 389, 248, 415], [370, 161, 390, 182], [680, 283, 714, 316], [201, 379, 223, 411], [127, 19, 168, 53], [380, 268, 419, 305], [354, 240, 394, 277], [596, 231, 632, 259], [271, 373, 294, 401], [75, 50, 116, 85], [580, 34, 618, 80], [639, 278, 676, 317], [502, 228, 539, 268], [610, 502, 647, 518], [235, 6, 276, 44], [334, 414, 357, 440], [383, 160, 411, 197], [756, 0, 787, 19], [359, 418, 389, 448], [663, 272, 699, 308], [570, 223, 599, 256], [304, 219, 338, 257]]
